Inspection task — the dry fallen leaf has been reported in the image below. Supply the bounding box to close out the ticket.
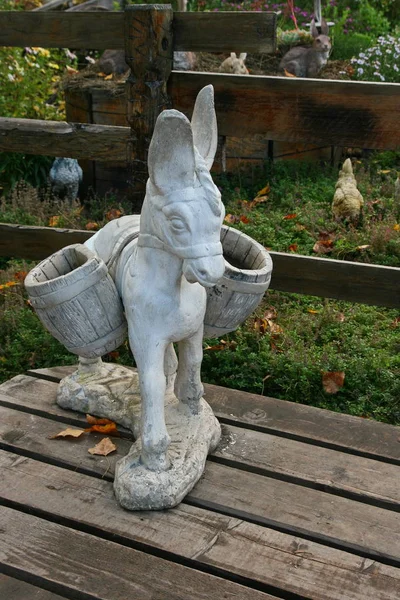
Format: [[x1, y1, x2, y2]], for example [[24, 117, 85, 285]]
[[104, 74, 113, 80], [283, 213, 297, 220], [267, 319, 283, 334], [49, 427, 85, 439], [263, 307, 277, 320], [49, 216, 60, 227], [356, 244, 370, 251], [204, 339, 237, 351], [66, 66, 79, 75], [106, 208, 123, 221], [255, 184, 270, 198], [86, 422, 119, 436], [307, 309, 319, 314], [313, 240, 334, 254], [240, 215, 250, 224], [224, 214, 239, 224], [88, 437, 117, 456], [86, 414, 116, 426], [322, 371, 345, 394], [284, 69, 297, 77], [393, 224, 400, 231], [335, 312, 346, 323], [85, 221, 99, 231], [288, 243, 298, 252]]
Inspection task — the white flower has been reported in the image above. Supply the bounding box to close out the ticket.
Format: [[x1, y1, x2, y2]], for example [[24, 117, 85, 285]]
[[7, 73, 15, 81], [357, 67, 364, 74], [357, 59, 365, 65], [85, 56, 96, 64], [394, 64, 399, 72]]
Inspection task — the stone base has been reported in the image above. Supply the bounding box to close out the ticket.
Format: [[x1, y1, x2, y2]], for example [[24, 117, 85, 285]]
[[114, 396, 221, 511], [57, 360, 221, 511], [57, 359, 141, 431]]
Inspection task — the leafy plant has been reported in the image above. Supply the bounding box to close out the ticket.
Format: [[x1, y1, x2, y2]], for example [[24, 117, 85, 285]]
[[350, 34, 400, 82]]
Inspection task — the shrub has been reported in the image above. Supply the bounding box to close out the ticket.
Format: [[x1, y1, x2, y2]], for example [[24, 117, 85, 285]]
[[331, 32, 375, 60], [350, 34, 400, 82]]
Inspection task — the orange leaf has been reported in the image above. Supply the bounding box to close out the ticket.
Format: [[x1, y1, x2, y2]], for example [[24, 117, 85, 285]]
[[85, 222, 99, 231], [322, 371, 345, 394], [49, 427, 85, 439], [284, 69, 297, 77], [288, 243, 298, 252], [267, 319, 283, 334], [106, 208, 123, 221], [88, 437, 117, 456], [224, 214, 239, 224], [307, 309, 319, 314], [240, 215, 250, 224], [66, 66, 79, 75], [0, 281, 19, 290], [283, 213, 297, 220], [254, 317, 268, 335], [49, 216, 60, 227], [14, 270, 28, 281], [393, 224, 400, 231], [107, 350, 120, 360], [255, 184, 270, 198], [86, 414, 116, 426], [104, 74, 113, 80], [86, 422, 119, 436], [252, 195, 269, 205], [313, 240, 334, 254]]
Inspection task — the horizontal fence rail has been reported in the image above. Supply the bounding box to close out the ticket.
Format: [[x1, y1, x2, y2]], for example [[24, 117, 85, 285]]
[[170, 72, 400, 149], [0, 10, 277, 53], [1, 224, 399, 308], [0, 117, 130, 161]]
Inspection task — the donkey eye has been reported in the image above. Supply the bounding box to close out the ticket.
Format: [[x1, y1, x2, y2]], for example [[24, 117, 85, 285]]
[[170, 218, 186, 232]]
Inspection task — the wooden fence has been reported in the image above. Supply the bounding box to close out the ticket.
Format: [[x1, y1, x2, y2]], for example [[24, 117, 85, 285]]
[[0, 6, 399, 308]]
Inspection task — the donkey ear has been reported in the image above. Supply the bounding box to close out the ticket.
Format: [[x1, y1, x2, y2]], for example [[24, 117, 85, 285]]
[[239, 53, 247, 61], [148, 109, 196, 192], [191, 84, 218, 170], [320, 18, 329, 35], [311, 18, 318, 38], [230, 52, 237, 59]]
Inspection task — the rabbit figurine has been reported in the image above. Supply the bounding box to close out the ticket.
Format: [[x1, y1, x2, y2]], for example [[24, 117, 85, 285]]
[[279, 19, 331, 78], [219, 52, 249, 75]]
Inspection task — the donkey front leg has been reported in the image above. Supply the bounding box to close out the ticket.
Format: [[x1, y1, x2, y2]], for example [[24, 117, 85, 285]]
[[131, 336, 170, 471], [175, 327, 204, 414]]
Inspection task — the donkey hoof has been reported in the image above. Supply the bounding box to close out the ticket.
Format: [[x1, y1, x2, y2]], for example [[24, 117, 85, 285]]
[[141, 450, 170, 472]]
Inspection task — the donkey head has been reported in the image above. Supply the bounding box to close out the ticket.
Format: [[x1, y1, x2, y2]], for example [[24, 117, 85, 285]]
[[143, 85, 225, 287]]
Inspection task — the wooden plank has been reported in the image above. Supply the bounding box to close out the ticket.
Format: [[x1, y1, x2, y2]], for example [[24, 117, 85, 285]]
[[170, 72, 400, 149], [26, 367, 400, 464], [0, 117, 130, 161], [0, 404, 399, 564], [0, 505, 271, 600], [0, 574, 64, 600], [0, 11, 276, 53], [1, 450, 400, 600], [0, 224, 92, 261], [1, 222, 400, 309], [173, 12, 277, 53], [0, 11, 125, 49], [269, 251, 400, 308], [2, 374, 399, 508]]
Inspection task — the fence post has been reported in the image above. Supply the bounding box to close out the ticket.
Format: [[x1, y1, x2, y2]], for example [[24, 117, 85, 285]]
[[124, 4, 173, 210]]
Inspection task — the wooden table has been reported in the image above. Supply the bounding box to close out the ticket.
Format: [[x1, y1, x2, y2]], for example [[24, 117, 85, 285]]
[[0, 365, 399, 600]]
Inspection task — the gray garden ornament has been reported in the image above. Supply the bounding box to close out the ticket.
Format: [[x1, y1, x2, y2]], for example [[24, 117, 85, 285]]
[[25, 85, 273, 510]]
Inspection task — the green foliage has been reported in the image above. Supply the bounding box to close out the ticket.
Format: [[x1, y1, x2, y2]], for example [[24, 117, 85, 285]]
[[202, 293, 400, 424], [331, 32, 375, 60], [0, 152, 53, 195]]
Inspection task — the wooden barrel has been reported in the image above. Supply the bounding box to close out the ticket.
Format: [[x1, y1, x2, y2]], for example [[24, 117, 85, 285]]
[[204, 226, 273, 337], [25, 244, 127, 358]]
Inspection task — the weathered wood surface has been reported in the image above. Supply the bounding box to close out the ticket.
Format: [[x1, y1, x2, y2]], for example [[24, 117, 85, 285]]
[[2, 373, 399, 507], [0, 11, 125, 49], [173, 11, 277, 53], [0, 574, 63, 600], [170, 72, 400, 149], [0, 506, 273, 600], [0, 402, 399, 564], [0, 117, 130, 161], [0, 10, 276, 52], [28, 367, 400, 463], [2, 450, 400, 600], [2, 223, 399, 309], [124, 5, 173, 207]]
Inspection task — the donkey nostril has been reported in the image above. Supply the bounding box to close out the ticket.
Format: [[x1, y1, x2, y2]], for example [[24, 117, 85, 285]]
[[199, 269, 207, 278]]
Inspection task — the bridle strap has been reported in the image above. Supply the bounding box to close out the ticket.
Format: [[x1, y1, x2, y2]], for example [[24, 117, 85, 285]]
[[138, 233, 222, 260]]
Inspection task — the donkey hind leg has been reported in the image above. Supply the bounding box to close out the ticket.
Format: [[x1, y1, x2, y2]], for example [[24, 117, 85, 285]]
[[164, 343, 178, 394], [174, 327, 204, 414], [131, 337, 171, 471]]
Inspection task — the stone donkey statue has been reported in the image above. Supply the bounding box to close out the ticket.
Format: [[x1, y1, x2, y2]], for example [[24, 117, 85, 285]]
[[85, 85, 226, 474]]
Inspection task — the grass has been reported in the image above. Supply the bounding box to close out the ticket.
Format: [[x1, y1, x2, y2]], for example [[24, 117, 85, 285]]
[[1, 153, 400, 424]]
